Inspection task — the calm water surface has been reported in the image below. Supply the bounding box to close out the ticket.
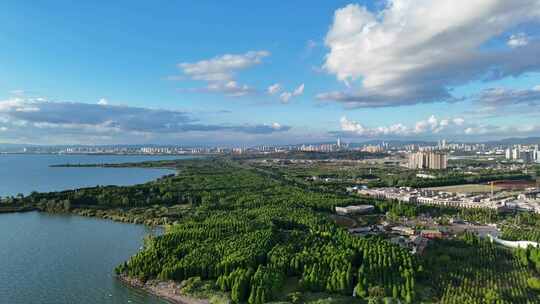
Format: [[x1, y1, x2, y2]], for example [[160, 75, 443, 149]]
[[0, 154, 192, 303], [0, 212, 168, 304], [0, 154, 188, 197]]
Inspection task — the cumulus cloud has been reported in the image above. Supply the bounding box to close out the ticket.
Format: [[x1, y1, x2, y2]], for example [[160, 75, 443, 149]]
[[340, 117, 409, 137], [338, 114, 540, 140], [339, 115, 466, 137], [97, 98, 108, 105], [319, 1, 540, 108], [267, 83, 281, 95], [0, 98, 291, 144], [508, 33, 530, 48], [174, 51, 269, 97], [279, 83, 305, 103], [462, 124, 540, 137]]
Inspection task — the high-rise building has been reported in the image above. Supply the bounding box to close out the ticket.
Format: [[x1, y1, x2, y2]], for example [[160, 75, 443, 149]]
[[520, 151, 535, 163], [337, 137, 341, 148], [438, 139, 448, 150], [505, 148, 512, 160], [408, 152, 447, 170], [512, 148, 520, 160]]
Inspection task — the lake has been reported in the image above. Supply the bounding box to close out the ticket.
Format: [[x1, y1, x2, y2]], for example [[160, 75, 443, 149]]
[[0, 154, 190, 197], [0, 212, 168, 304], [0, 154, 192, 303]]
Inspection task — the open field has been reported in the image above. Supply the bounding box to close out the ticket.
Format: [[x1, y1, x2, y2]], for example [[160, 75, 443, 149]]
[[427, 183, 500, 193], [493, 179, 538, 190]]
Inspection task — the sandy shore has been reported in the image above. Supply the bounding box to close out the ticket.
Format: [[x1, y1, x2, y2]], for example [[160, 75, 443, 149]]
[[118, 274, 210, 304]]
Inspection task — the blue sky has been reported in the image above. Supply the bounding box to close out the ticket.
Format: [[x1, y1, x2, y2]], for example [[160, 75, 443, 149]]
[[1, 1, 540, 145]]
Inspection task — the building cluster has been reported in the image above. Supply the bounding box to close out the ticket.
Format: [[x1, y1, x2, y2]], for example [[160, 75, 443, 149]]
[[402, 141, 487, 153], [19, 145, 290, 155], [407, 151, 448, 170], [298, 138, 347, 153], [299, 143, 338, 152], [334, 204, 444, 254], [360, 145, 385, 153], [356, 187, 540, 213], [504, 145, 540, 163], [344, 220, 439, 255], [62, 146, 221, 155]]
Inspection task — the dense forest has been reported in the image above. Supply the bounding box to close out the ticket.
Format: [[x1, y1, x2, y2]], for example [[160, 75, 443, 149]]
[[112, 159, 417, 303]]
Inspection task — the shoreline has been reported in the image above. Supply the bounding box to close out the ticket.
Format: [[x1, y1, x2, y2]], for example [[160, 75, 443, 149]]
[[117, 274, 209, 304], [0, 206, 37, 214]]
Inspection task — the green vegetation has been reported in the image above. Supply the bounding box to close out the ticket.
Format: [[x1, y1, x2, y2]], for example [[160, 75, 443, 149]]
[[367, 171, 531, 189], [501, 213, 540, 243], [249, 158, 531, 195], [113, 159, 417, 303], [502, 228, 540, 243], [7, 157, 540, 303]]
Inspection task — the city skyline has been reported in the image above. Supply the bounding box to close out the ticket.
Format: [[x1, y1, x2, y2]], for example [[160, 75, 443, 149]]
[[1, 1, 540, 145]]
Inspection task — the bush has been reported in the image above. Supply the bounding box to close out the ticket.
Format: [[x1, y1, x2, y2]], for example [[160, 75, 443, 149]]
[[527, 277, 540, 291]]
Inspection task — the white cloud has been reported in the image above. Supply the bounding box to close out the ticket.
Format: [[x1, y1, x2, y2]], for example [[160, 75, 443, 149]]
[[97, 98, 108, 105], [0, 98, 40, 113], [508, 33, 529, 48], [178, 51, 269, 82], [174, 51, 269, 97], [205, 81, 253, 97], [320, 1, 540, 108], [279, 92, 293, 103], [453, 117, 465, 126], [339, 114, 540, 139], [267, 83, 281, 95], [340, 115, 466, 137], [340, 116, 409, 137], [293, 83, 304, 96], [279, 83, 305, 103], [270, 122, 288, 131]]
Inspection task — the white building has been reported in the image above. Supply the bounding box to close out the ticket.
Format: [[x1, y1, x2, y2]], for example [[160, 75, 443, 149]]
[[335, 205, 375, 215]]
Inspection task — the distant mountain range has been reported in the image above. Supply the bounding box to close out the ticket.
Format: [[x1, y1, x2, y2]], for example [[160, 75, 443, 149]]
[[483, 137, 540, 145]]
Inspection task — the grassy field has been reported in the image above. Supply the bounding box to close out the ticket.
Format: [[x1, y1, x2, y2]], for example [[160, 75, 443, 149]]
[[427, 183, 499, 193]]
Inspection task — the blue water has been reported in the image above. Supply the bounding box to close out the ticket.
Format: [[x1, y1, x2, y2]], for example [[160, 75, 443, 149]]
[[0, 212, 168, 304], [0, 154, 190, 303], [0, 154, 188, 197]]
